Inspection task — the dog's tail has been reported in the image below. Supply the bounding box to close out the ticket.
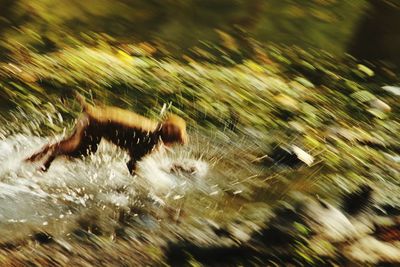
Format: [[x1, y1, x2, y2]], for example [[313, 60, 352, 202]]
[[75, 92, 90, 112]]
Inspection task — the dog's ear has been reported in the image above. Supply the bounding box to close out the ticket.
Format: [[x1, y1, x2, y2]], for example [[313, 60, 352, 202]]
[[160, 114, 188, 146]]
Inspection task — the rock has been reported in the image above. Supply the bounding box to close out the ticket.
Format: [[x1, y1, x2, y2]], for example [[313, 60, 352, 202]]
[[291, 145, 314, 166], [382, 85, 400, 96], [305, 198, 358, 242], [265, 145, 314, 168], [341, 185, 373, 216], [32, 231, 53, 244], [345, 236, 400, 264], [264, 146, 301, 167], [369, 99, 391, 113], [383, 153, 400, 163]]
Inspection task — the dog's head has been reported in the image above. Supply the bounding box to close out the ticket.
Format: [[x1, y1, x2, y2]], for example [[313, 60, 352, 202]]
[[160, 114, 188, 146]]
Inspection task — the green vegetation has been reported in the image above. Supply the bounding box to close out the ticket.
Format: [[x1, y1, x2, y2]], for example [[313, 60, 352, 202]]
[[0, 0, 369, 57]]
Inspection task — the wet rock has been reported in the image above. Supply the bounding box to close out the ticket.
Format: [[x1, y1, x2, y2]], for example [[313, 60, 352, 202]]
[[54, 238, 73, 252], [291, 60, 325, 85], [228, 225, 251, 243], [72, 228, 91, 239], [32, 231, 53, 244], [76, 213, 105, 236], [369, 99, 391, 113], [165, 206, 309, 265], [273, 108, 297, 120], [264, 146, 301, 167], [264, 145, 314, 168], [289, 80, 308, 94], [345, 236, 400, 264], [288, 121, 306, 133], [291, 145, 314, 166], [305, 198, 358, 242], [382, 85, 400, 96], [343, 80, 361, 93], [380, 67, 398, 82], [341, 185, 373, 216]]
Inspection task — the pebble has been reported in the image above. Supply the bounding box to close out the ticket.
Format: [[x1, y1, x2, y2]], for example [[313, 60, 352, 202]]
[[382, 86, 400, 96], [369, 99, 391, 113], [291, 145, 314, 166]]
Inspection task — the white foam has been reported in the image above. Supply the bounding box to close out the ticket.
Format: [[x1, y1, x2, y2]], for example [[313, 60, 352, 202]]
[[0, 134, 209, 232], [135, 145, 209, 200]]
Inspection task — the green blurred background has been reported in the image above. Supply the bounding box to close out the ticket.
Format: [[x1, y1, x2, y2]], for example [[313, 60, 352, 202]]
[[1, 0, 399, 64]]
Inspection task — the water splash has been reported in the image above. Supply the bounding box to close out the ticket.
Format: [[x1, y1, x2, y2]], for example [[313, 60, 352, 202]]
[[0, 133, 209, 241]]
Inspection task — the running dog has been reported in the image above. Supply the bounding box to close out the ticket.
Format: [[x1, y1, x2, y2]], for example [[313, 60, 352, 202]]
[[25, 94, 188, 174]]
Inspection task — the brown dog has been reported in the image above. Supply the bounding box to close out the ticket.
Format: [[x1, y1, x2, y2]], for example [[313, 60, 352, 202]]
[[25, 94, 188, 174]]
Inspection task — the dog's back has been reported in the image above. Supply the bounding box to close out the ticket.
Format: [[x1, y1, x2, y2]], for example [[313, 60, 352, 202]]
[[76, 93, 159, 133]]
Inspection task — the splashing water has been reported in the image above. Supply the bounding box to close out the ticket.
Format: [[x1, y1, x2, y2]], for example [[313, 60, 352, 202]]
[[0, 133, 209, 242]]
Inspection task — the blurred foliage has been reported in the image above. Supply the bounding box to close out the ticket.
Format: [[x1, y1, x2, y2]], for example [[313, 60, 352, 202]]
[[0, 0, 369, 58]]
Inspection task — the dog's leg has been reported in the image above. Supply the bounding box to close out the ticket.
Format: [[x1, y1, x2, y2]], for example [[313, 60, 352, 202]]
[[40, 133, 100, 171], [126, 159, 137, 175], [28, 115, 97, 171], [127, 148, 149, 175], [25, 143, 54, 162], [25, 143, 60, 172], [25, 141, 63, 171], [40, 151, 57, 171]]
